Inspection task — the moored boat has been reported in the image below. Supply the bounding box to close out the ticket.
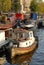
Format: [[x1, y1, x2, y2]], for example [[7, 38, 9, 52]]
[[10, 28, 37, 59], [20, 20, 35, 29]]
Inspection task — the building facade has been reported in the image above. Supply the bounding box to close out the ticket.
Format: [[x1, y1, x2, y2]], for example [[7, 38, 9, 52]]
[[11, 0, 32, 13], [20, 0, 32, 13]]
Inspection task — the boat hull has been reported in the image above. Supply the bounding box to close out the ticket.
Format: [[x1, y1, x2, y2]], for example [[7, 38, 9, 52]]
[[11, 42, 37, 59]]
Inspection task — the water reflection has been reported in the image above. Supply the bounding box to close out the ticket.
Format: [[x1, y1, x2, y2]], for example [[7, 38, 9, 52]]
[[11, 48, 37, 65], [2, 44, 37, 65]]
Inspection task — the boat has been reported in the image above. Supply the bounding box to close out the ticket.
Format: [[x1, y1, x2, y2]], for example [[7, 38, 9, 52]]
[[0, 18, 13, 58], [10, 28, 37, 59], [20, 20, 35, 30], [0, 28, 37, 63], [0, 30, 11, 57]]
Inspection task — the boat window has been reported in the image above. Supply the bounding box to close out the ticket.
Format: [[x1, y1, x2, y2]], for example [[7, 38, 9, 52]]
[[10, 29, 12, 31], [20, 34, 23, 38], [29, 33, 32, 37], [23, 32, 29, 39], [9, 34, 12, 37], [13, 33, 18, 39], [0, 21, 6, 24], [14, 32, 19, 39], [16, 33, 20, 40], [26, 43, 27, 45], [14, 35, 16, 39], [13, 30, 14, 32], [13, 42, 17, 45], [26, 32, 29, 38], [29, 42, 30, 44]]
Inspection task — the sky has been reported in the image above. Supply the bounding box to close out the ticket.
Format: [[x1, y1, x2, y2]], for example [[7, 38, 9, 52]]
[[42, 0, 44, 2], [37, 0, 44, 2]]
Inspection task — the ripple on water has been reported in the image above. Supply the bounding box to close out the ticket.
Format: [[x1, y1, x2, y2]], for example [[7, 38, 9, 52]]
[[29, 29, 44, 65]]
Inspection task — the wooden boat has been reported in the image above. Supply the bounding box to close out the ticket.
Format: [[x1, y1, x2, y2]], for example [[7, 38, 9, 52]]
[[0, 28, 37, 63], [10, 28, 37, 59]]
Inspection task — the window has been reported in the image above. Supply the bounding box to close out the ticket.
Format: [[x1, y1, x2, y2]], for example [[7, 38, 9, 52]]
[[26, 43, 27, 45], [29, 42, 30, 44], [13, 30, 14, 32], [20, 34, 23, 38], [9, 34, 12, 37], [30, 33, 32, 37]]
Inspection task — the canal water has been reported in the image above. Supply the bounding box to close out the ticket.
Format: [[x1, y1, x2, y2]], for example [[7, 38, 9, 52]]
[[3, 28, 44, 65], [29, 28, 44, 65]]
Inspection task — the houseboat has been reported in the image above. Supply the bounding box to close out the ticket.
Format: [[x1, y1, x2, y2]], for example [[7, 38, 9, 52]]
[[0, 18, 12, 57], [10, 28, 37, 59], [0, 30, 10, 56]]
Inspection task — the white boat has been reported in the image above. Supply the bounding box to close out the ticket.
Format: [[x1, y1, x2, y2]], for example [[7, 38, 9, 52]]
[[0, 28, 37, 62], [20, 20, 35, 29], [10, 28, 37, 58], [21, 24, 34, 28]]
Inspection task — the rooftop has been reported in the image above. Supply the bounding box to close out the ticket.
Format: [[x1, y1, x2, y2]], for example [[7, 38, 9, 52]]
[[0, 24, 12, 30]]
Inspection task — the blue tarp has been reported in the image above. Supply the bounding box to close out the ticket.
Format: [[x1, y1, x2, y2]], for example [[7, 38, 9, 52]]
[[30, 13, 37, 20], [33, 13, 37, 20]]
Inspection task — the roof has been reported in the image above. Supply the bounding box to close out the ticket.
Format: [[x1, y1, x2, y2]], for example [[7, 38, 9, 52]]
[[0, 24, 12, 30], [14, 28, 28, 33]]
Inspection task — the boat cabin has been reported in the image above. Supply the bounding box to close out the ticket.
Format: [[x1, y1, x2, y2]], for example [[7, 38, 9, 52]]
[[12, 28, 29, 41], [11, 28, 35, 48], [12, 28, 34, 41]]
